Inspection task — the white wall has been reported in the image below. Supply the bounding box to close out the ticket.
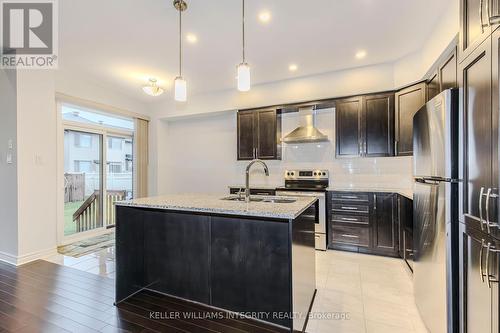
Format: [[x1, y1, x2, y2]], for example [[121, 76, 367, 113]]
[[15, 70, 58, 262], [55, 72, 146, 115], [393, 0, 459, 87], [158, 109, 413, 196], [0, 69, 19, 262]]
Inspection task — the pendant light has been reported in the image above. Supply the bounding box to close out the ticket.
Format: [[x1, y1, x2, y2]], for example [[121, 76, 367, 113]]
[[237, 0, 250, 92], [173, 0, 187, 102], [143, 78, 164, 97]]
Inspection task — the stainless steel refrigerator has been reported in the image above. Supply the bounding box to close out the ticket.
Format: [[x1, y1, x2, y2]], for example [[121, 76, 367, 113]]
[[413, 89, 459, 333]]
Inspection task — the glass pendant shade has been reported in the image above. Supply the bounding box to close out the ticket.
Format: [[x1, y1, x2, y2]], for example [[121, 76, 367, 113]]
[[237, 63, 251, 92], [174, 76, 187, 102], [142, 79, 164, 97]]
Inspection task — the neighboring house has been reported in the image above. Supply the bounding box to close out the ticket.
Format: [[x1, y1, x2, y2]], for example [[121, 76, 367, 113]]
[[63, 112, 133, 199]]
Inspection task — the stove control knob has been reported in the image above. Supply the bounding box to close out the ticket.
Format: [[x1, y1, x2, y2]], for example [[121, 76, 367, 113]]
[[287, 172, 290, 176], [322, 172, 326, 176]]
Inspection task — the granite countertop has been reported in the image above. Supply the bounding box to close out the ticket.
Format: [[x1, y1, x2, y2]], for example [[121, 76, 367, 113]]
[[328, 186, 413, 200], [116, 194, 317, 220]]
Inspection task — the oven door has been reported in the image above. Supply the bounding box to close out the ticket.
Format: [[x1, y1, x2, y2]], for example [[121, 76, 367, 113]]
[[276, 190, 326, 250]]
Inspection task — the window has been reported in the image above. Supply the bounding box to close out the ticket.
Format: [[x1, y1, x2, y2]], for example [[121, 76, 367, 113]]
[[75, 160, 94, 173], [109, 162, 122, 173], [62, 105, 134, 131], [75, 133, 92, 148], [108, 137, 123, 150]]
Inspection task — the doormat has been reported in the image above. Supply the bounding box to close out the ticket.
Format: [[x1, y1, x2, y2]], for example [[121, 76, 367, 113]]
[[58, 232, 115, 258]]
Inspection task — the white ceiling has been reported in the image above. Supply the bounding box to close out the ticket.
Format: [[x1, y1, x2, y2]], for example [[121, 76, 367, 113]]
[[58, 0, 452, 103]]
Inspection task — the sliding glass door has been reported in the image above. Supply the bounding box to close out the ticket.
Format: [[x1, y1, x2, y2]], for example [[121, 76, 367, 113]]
[[60, 104, 135, 242], [64, 130, 103, 236], [105, 135, 133, 228]]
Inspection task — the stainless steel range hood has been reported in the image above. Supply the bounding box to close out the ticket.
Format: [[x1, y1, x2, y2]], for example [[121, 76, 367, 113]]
[[282, 107, 329, 143]]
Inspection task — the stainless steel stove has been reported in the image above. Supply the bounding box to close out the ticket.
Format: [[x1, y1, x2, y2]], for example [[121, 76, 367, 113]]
[[276, 170, 329, 250]]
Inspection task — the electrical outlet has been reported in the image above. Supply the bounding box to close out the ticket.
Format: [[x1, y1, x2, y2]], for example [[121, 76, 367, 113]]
[[7, 139, 13, 149], [6, 153, 12, 164]]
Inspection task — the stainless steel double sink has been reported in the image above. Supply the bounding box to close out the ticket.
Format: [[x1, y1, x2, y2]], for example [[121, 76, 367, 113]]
[[221, 195, 297, 204]]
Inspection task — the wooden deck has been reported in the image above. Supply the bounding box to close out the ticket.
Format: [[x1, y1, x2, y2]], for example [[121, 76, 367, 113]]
[[0, 260, 289, 333]]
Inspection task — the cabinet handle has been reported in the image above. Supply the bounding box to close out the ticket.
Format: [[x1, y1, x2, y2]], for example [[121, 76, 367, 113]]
[[341, 217, 359, 221], [341, 206, 358, 210], [480, 0, 485, 33], [373, 194, 377, 210], [486, 0, 491, 26], [479, 187, 485, 231], [341, 234, 359, 238], [486, 242, 492, 288], [486, 188, 492, 234], [480, 239, 486, 282], [341, 195, 358, 199], [395, 140, 398, 155]]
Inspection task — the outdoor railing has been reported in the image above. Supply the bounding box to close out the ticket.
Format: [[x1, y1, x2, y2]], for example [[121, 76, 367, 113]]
[[73, 190, 126, 233]]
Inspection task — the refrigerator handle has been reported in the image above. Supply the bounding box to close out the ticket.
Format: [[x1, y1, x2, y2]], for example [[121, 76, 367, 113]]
[[486, 242, 492, 289]]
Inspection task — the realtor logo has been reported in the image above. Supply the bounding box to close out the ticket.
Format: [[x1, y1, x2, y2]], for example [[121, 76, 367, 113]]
[[1, 0, 58, 68]]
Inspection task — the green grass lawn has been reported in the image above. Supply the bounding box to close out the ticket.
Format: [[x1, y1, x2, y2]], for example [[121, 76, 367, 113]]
[[64, 201, 84, 236]]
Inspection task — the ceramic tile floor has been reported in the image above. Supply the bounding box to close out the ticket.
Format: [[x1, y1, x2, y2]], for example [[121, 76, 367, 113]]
[[45, 246, 116, 279], [45, 247, 428, 333]]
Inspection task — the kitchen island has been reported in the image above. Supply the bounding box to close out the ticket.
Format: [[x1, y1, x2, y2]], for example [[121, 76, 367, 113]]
[[114, 194, 317, 331]]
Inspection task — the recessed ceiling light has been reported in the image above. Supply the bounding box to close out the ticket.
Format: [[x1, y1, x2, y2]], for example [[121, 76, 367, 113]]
[[186, 33, 197, 44], [258, 10, 271, 23], [289, 64, 298, 72], [355, 50, 367, 59]]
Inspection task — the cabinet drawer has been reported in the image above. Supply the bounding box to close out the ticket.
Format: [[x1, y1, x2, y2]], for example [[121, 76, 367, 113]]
[[332, 203, 369, 214], [331, 226, 370, 247], [331, 192, 369, 202], [331, 214, 369, 226]]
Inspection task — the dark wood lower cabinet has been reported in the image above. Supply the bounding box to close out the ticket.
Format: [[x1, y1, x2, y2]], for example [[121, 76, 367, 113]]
[[372, 193, 398, 256], [328, 191, 403, 257], [459, 223, 499, 333]]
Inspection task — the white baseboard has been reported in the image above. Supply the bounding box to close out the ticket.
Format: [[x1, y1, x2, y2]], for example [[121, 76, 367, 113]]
[[0, 247, 57, 266], [0, 251, 18, 266]]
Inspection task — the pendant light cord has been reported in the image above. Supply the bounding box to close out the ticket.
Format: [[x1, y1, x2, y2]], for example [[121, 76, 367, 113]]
[[242, 0, 245, 63], [179, 6, 183, 77]]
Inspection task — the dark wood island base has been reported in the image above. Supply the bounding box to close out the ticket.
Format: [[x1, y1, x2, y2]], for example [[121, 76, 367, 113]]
[[115, 201, 317, 332]]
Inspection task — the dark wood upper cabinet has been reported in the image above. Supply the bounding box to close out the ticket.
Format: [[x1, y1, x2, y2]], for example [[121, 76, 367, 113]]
[[459, 0, 491, 61], [363, 93, 395, 157], [335, 96, 363, 157], [439, 48, 457, 91], [459, 37, 493, 231], [336, 93, 394, 158], [372, 193, 398, 256], [237, 109, 281, 160], [395, 82, 427, 156], [427, 72, 440, 102], [256, 110, 279, 159], [237, 111, 256, 160]]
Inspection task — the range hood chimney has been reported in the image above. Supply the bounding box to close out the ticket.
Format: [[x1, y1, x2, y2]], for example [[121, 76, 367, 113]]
[[282, 106, 329, 144]]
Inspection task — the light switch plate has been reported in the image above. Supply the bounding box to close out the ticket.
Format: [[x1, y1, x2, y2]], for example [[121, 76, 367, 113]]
[[6, 153, 12, 164], [7, 139, 13, 149]]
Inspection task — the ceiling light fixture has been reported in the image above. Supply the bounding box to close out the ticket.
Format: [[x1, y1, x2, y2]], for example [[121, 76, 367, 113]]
[[289, 64, 298, 72], [355, 50, 367, 59], [186, 33, 197, 44], [143, 78, 164, 97], [237, 0, 250, 92], [258, 10, 271, 23], [174, 0, 187, 102]]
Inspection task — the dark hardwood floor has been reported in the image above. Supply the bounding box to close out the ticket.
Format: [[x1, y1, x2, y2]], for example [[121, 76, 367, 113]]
[[0, 260, 289, 333]]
